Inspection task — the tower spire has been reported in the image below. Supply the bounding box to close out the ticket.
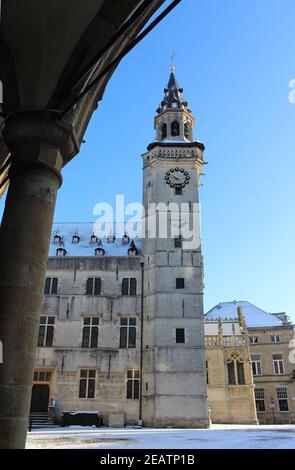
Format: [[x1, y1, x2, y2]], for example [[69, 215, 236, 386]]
[[154, 68, 194, 143]]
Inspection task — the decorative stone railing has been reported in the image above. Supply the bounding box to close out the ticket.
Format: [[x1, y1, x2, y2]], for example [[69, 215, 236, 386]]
[[205, 335, 246, 348]]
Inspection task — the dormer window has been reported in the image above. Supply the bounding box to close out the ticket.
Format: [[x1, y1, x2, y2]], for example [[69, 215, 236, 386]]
[[128, 239, 138, 256], [122, 234, 130, 245], [90, 234, 98, 244], [95, 246, 105, 256], [53, 234, 62, 245], [171, 120, 180, 137], [128, 248, 137, 257], [161, 123, 167, 140], [72, 233, 80, 244], [56, 245, 67, 257], [107, 235, 115, 244]]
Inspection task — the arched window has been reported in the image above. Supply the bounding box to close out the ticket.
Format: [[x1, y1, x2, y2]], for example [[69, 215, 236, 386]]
[[171, 120, 180, 137], [161, 123, 167, 140], [227, 352, 245, 385], [184, 122, 191, 139]]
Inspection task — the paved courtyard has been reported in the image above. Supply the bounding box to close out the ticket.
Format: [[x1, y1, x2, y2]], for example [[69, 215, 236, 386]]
[[26, 424, 295, 449]]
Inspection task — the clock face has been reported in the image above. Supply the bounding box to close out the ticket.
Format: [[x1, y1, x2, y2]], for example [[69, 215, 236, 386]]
[[164, 167, 190, 189]]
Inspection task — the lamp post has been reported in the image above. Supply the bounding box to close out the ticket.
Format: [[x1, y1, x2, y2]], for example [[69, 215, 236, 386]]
[[269, 397, 276, 424]]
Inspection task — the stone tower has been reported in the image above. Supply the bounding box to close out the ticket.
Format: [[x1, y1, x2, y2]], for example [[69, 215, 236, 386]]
[[141, 67, 209, 427]]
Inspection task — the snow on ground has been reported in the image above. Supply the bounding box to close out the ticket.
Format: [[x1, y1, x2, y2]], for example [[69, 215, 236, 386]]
[[26, 424, 295, 449]]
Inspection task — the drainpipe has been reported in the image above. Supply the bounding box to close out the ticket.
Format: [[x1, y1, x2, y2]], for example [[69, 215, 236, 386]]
[[139, 261, 144, 424]]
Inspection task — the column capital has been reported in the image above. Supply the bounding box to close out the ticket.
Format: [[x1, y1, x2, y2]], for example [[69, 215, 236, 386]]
[[3, 110, 80, 183]]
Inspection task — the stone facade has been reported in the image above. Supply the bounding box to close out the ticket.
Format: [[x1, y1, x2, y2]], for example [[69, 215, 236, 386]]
[[249, 323, 295, 424], [31, 70, 209, 428], [205, 316, 258, 425], [206, 301, 295, 424]]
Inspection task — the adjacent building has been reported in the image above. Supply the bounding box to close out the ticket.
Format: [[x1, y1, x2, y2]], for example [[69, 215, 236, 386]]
[[206, 301, 295, 424], [205, 312, 258, 424]]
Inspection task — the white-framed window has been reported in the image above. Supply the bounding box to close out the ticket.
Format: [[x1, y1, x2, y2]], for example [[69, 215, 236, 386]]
[[251, 354, 262, 376], [270, 335, 280, 343], [79, 369, 96, 399], [37, 316, 55, 347], [249, 336, 259, 344], [120, 318, 136, 348], [255, 388, 266, 412], [126, 369, 140, 399], [273, 354, 285, 375], [82, 317, 99, 348], [277, 387, 289, 412]]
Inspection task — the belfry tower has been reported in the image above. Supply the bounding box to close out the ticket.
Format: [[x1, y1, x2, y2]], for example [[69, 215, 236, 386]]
[[141, 68, 209, 427]]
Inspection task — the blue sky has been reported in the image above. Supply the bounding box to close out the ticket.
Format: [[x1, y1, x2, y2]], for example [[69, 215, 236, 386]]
[[1, 0, 295, 320]]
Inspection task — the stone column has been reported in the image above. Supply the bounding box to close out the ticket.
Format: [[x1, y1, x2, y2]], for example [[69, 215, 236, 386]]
[[0, 111, 67, 448]]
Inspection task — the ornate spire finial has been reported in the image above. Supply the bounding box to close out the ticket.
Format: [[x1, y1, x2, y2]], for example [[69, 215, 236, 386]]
[[170, 50, 175, 73]]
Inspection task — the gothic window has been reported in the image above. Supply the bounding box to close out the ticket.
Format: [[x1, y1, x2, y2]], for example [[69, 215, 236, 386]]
[[126, 369, 140, 399], [171, 120, 180, 137], [120, 318, 136, 348], [227, 352, 245, 385], [161, 123, 167, 140], [86, 277, 101, 295], [79, 370, 96, 399], [227, 362, 236, 385], [184, 122, 191, 139], [82, 317, 99, 348], [44, 277, 58, 295], [37, 316, 55, 347], [237, 361, 245, 384], [122, 278, 137, 295]]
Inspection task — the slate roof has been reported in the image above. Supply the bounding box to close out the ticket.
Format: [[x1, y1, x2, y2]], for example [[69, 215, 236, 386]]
[[205, 300, 284, 328], [156, 67, 189, 114], [48, 222, 142, 257]]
